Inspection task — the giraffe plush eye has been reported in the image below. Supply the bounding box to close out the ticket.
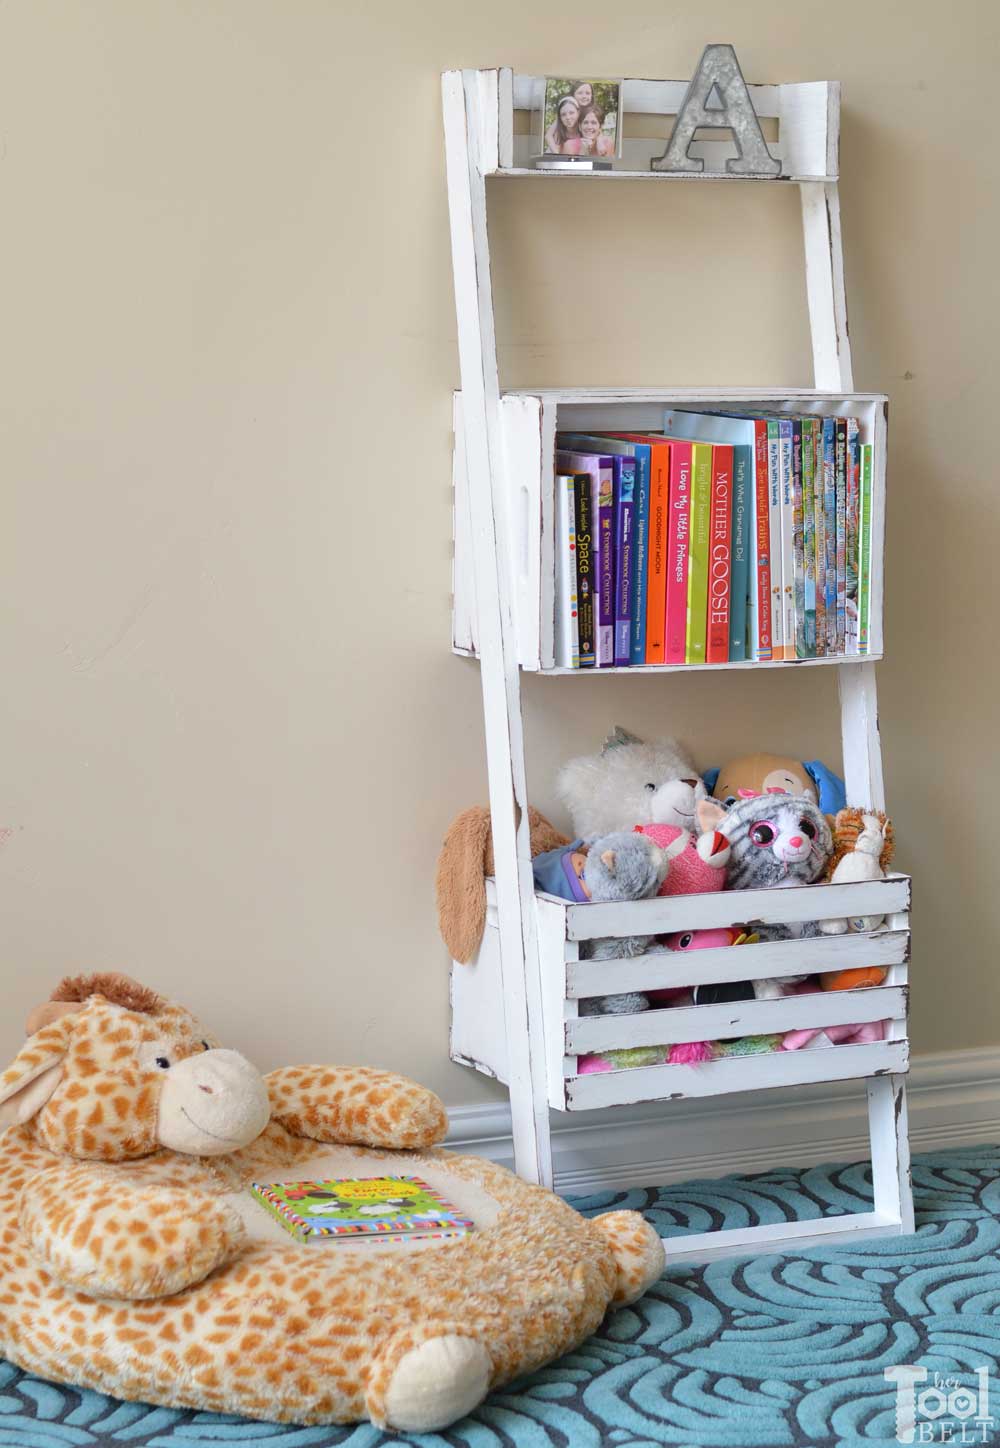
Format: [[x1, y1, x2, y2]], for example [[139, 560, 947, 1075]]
[[645, 782, 656, 792], [750, 822, 775, 846], [201, 1040, 211, 1051], [154, 1056, 171, 1070]]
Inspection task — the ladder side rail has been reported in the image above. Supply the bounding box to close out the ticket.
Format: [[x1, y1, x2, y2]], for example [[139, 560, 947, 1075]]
[[441, 69, 553, 1185], [802, 170, 914, 1237]]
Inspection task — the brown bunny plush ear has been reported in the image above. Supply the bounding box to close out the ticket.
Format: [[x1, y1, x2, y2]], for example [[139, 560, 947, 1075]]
[[436, 807, 493, 964], [436, 805, 569, 964]]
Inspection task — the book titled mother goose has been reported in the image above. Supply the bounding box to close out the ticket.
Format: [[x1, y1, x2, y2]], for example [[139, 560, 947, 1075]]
[[250, 1174, 475, 1243]]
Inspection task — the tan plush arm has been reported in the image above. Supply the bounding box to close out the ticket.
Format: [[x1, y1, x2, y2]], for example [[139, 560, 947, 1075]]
[[265, 1065, 448, 1149], [20, 1163, 246, 1299]]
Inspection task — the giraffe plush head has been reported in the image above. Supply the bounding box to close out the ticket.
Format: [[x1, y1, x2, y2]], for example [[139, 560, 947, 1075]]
[[0, 973, 270, 1161]]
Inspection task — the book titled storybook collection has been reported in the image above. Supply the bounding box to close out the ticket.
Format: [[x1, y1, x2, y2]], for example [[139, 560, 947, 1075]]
[[555, 410, 875, 668]]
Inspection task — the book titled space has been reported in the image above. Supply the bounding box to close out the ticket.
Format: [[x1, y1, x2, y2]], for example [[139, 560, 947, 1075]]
[[250, 1175, 474, 1244]]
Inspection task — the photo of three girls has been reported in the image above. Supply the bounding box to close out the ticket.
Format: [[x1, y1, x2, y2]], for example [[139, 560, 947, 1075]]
[[542, 78, 620, 157]]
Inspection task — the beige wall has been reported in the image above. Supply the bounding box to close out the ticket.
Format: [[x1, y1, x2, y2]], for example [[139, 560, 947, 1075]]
[[1, 1, 996, 1102]]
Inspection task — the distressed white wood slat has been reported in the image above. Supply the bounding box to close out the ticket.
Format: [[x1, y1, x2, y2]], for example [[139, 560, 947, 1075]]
[[800, 185, 849, 391], [868, 1075, 914, 1232], [564, 875, 911, 942], [507, 386, 884, 404], [449, 945, 508, 1085], [839, 664, 886, 811], [778, 81, 839, 180], [537, 399, 557, 671], [501, 394, 543, 669], [566, 985, 907, 1053], [566, 1040, 909, 1110], [511, 74, 786, 118], [496, 163, 833, 184], [474, 69, 500, 174], [537, 895, 572, 1108], [567, 928, 909, 998], [442, 70, 553, 1185], [497, 67, 514, 170], [534, 654, 884, 676], [661, 1210, 899, 1265], [451, 392, 477, 656]]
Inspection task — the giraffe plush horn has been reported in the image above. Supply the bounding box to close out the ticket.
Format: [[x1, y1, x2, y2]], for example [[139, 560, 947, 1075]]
[[0, 1014, 74, 1131]]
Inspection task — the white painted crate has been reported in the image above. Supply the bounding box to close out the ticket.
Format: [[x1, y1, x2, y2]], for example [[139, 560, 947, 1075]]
[[452, 873, 910, 1112], [452, 388, 888, 672]]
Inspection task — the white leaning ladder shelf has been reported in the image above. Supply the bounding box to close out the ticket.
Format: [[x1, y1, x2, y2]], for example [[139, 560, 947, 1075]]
[[441, 66, 914, 1263]]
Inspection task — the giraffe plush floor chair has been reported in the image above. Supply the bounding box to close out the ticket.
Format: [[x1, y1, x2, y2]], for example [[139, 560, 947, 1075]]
[[0, 975, 664, 1431]]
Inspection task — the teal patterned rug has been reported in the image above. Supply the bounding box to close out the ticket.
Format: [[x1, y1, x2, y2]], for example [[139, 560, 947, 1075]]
[[2, 1146, 999, 1448]]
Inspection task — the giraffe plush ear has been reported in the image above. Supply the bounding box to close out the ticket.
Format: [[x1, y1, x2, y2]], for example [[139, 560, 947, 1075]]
[[0, 1016, 73, 1130]]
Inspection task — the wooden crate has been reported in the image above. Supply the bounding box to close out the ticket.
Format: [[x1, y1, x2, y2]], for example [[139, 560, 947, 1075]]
[[452, 388, 888, 672], [452, 874, 910, 1112]]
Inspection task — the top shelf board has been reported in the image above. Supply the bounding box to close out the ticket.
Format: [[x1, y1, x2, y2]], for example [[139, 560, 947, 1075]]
[[458, 69, 840, 184]]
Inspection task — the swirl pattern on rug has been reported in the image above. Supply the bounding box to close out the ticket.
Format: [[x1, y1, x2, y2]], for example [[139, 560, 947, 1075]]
[[1, 1147, 999, 1448]]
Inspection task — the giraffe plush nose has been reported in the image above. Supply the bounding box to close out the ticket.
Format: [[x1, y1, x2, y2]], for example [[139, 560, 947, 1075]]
[[157, 1048, 270, 1155]]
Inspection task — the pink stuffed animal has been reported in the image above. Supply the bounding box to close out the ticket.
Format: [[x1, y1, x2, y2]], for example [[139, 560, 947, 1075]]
[[633, 823, 730, 897], [782, 1021, 887, 1050]]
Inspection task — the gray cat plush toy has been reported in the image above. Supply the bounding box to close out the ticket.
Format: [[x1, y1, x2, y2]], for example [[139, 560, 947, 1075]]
[[578, 832, 670, 1017], [698, 793, 833, 890], [690, 794, 833, 1006]]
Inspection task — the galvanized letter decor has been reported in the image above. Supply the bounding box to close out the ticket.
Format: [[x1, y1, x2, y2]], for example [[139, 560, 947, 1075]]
[[651, 44, 781, 176]]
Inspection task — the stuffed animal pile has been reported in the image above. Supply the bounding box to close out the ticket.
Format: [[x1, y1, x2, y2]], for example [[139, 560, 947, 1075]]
[[0, 974, 664, 1430], [436, 727, 896, 1072]]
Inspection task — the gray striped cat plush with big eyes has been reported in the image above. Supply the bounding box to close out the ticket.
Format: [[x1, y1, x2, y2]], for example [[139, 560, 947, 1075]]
[[697, 794, 833, 889]]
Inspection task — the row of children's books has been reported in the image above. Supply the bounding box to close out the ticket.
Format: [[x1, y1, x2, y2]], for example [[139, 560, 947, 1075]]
[[555, 408, 876, 667]]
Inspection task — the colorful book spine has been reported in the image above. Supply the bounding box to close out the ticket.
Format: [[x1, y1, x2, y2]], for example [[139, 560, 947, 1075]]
[[858, 443, 873, 655], [814, 422, 826, 656], [628, 446, 651, 664], [790, 420, 806, 658], [686, 444, 713, 664], [707, 445, 733, 663], [643, 444, 671, 664], [822, 419, 837, 654], [554, 474, 580, 668], [845, 419, 861, 656], [729, 444, 750, 663], [835, 418, 847, 654], [572, 473, 595, 667], [556, 432, 650, 667], [778, 420, 795, 661], [596, 460, 615, 666], [801, 418, 817, 658], [766, 422, 784, 660], [557, 451, 600, 664], [664, 441, 692, 664], [613, 457, 636, 666], [752, 419, 772, 661]]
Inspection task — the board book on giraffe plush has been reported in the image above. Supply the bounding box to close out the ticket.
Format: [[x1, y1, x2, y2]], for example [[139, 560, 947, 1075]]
[[250, 1175, 474, 1243]]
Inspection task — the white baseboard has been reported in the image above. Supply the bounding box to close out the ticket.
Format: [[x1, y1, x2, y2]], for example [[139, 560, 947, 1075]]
[[444, 1047, 1000, 1195]]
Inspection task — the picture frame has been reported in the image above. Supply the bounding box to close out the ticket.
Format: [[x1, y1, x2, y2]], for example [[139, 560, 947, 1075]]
[[539, 77, 622, 161]]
